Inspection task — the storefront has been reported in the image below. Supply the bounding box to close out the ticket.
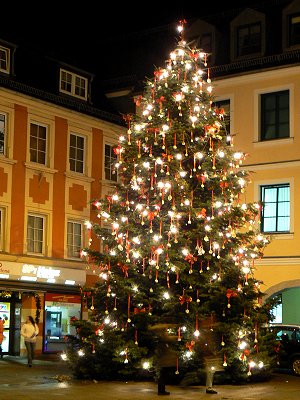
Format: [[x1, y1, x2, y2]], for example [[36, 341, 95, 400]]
[[0, 259, 86, 356], [44, 292, 81, 352], [0, 293, 21, 355]]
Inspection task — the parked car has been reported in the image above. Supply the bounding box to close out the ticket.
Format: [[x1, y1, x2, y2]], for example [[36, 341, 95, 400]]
[[268, 324, 300, 376]]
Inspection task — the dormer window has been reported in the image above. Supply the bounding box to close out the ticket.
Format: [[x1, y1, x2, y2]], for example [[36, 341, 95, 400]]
[[237, 22, 261, 57], [200, 33, 212, 54], [0, 46, 10, 74], [288, 13, 300, 47], [59, 69, 88, 100], [231, 8, 265, 61]]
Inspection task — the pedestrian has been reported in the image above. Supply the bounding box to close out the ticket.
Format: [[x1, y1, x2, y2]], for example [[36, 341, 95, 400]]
[[205, 356, 220, 394], [149, 323, 178, 396], [0, 317, 5, 358], [20, 315, 39, 367], [201, 327, 223, 395]]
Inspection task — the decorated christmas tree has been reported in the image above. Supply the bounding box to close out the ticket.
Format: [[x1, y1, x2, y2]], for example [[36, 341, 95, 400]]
[[64, 21, 277, 383]]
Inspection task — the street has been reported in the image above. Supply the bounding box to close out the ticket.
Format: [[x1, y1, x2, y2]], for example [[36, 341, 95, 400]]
[[0, 356, 299, 399]]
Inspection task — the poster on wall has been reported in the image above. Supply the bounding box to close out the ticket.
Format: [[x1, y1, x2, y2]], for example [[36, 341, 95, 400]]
[[0, 302, 10, 352]]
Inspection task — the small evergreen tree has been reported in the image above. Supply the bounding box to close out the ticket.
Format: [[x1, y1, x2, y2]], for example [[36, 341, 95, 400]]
[[64, 21, 278, 383]]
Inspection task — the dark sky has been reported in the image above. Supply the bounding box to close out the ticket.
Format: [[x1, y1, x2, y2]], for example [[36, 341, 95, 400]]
[[0, 1, 269, 80], [2, 1, 261, 44]]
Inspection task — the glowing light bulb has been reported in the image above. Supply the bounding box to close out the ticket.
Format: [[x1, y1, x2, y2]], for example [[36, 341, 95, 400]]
[[143, 361, 150, 369], [239, 341, 247, 350]]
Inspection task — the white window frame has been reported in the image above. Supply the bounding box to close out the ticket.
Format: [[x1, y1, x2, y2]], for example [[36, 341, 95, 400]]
[[0, 46, 10, 74], [104, 143, 118, 182], [260, 183, 290, 233], [254, 177, 294, 240], [98, 224, 110, 254], [0, 207, 5, 251], [254, 84, 294, 146], [69, 133, 85, 174], [0, 111, 7, 156], [29, 121, 48, 166], [27, 213, 46, 255], [213, 96, 233, 136], [67, 220, 84, 259], [59, 69, 88, 100]]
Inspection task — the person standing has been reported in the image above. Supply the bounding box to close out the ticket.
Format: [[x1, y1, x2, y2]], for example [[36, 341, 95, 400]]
[[149, 323, 178, 396], [20, 316, 39, 367], [201, 327, 223, 395], [205, 356, 220, 394], [0, 317, 5, 358]]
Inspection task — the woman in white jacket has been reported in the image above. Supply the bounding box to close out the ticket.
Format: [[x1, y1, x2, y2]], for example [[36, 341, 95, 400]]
[[20, 316, 39, 367]]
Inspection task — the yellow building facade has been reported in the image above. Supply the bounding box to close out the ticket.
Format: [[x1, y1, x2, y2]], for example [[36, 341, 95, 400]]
[[0, 86, 123, 356], [214, 65, 300, 323]]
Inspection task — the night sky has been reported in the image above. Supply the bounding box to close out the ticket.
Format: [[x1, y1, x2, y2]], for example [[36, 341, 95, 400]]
[[3, 1, 261, 46], [1, 1, 268, 80]]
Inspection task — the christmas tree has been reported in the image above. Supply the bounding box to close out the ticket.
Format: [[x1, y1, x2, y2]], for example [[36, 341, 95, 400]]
[[64, 21, 277, 383]]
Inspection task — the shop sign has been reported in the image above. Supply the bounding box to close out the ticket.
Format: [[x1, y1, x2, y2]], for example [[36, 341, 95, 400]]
[[22, 264, 61, 279], [0, 260, 86, 286], [45, 293, 81, 303]]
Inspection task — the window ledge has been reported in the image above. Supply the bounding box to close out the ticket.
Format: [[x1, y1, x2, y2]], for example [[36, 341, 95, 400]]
[[100, 179, 118, 184], [26, 252, 46, 257], [24, 162, 58, 174], [234, 52, 264, 61], [253, 137, 293, 147], [269, 233, 294, 240], [65, 171, 94, 183], [0, 155, 17, 165], [284, 45, 300, 52], [66, 256, 84, 261]]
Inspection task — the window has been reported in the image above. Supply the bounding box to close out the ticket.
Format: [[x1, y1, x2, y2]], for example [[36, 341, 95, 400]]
[[0, 46, 10, 74], [237, 22, 261, 56], [272, 294, 282, 324], [105, 144, 117, 181], [60, 69, 88, 100], [27, 214, 45, 254], [0, 207, 4, 251], [30, 123, 47, 164], [67, 221, 82, 258], [98, 225, 110, 254], [0, 112, 6, 155], [44, 294, 81, 352], [261, 90, 289, 141], [69, 133, 85, 173], [260, 184, 290, 233], [213, 99, 230, 134], [289, 13, 300, 47], [200, 33, 212, 54]]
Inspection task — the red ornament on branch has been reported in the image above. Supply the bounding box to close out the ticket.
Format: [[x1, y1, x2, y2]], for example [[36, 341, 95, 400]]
[[186, 340, 195, 352], [134, 307, 146, 314], [134, 95, 142, 107], [117, 262, 129, 278], [226, 288, 238, 308], [185, 253, 197, 265], [113, 145, 122, 155], [179, 295, 192, 305]]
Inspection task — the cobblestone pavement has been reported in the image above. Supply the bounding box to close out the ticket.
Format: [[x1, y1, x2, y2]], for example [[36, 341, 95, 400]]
[[0, 356, 299, 400]]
